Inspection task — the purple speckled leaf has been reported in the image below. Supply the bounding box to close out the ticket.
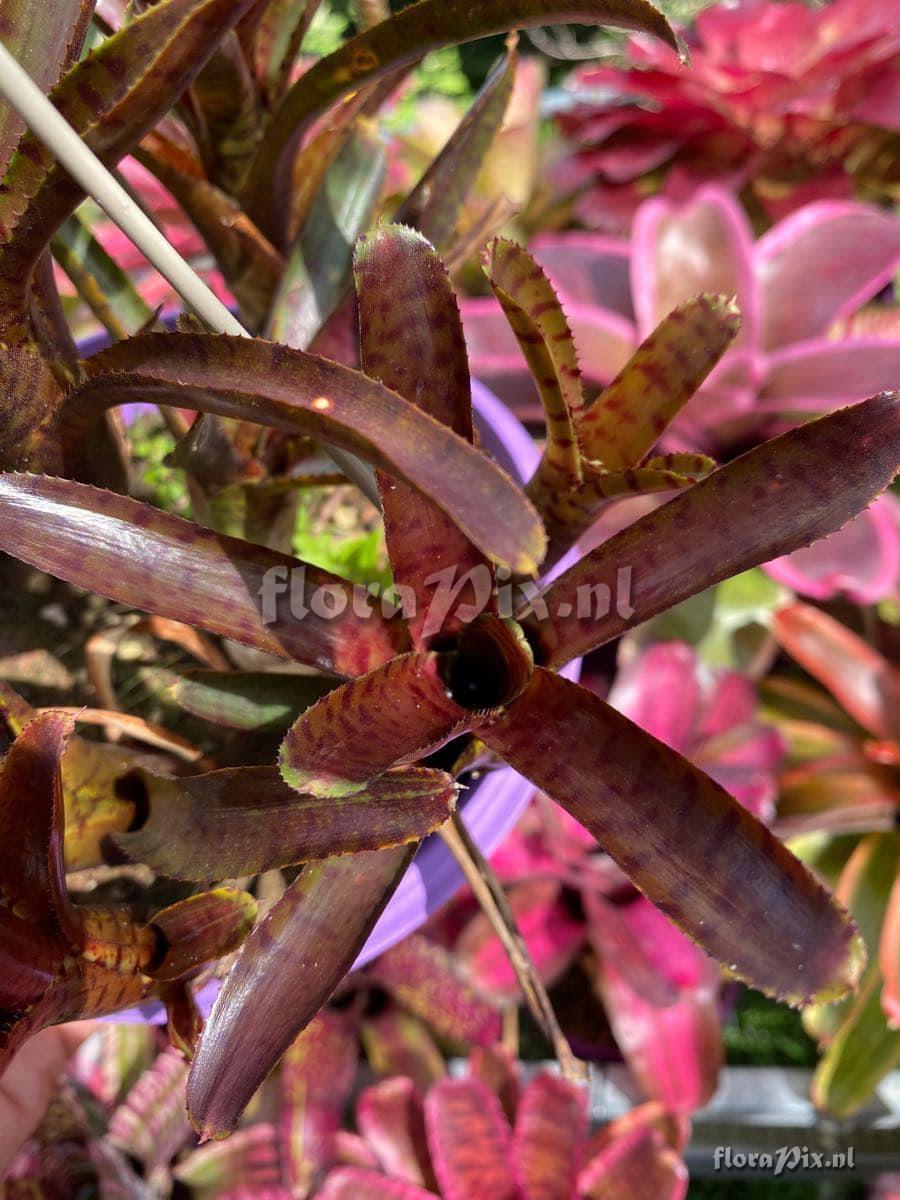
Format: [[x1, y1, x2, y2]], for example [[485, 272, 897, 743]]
[[355, 225, 495, 645]]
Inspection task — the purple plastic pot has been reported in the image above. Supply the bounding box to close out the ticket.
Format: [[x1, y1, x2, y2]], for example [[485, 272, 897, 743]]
[[78, 348, 580, 1021]]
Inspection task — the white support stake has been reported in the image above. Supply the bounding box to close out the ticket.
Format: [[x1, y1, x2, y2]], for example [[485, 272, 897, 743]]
[[0, 41, 380, 506]]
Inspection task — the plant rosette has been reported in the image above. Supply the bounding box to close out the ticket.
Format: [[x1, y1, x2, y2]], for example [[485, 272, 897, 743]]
[[78, 370, 581, 1023]]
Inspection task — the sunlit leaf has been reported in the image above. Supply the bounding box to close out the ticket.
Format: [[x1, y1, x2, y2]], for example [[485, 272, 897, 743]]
[[396, 41, 517, 252], [63, 332, 546, 572], [242, 0, 682, 240], [773, 602, 900, 741]]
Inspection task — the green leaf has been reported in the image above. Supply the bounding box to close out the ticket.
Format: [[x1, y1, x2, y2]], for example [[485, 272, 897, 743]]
[[148, 666, 338, 731], [52, 212, 154, 340], [811, 966, 900, 1118], [270, 128, 385, 351]]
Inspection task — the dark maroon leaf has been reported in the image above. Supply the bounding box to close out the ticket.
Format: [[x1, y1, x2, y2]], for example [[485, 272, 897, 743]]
[[187, 846, 413, 1137], [527, 393, 900, 669], [481, 668, 864, 1005], [114, 764, 456, 881], [0, 473, 406, 675], [63, 332, 546, 573]]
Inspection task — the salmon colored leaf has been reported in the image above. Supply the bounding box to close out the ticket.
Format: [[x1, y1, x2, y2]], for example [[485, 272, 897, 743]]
[[773, 602, 900, 741]]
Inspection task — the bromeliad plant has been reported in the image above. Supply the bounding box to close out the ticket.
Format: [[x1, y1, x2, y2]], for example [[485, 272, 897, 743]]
[[0, 0, 899, 1146]]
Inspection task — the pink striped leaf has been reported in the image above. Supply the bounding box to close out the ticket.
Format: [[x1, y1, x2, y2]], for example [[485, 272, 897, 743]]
[[424, 1077, 517, 1200], [317, 1168, 439, 1200], [357, 1077, 432, 1187], [512, 1071, 588, 1200], [279, 1010, 359, 1198], [367, 935, 502, 1047]]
